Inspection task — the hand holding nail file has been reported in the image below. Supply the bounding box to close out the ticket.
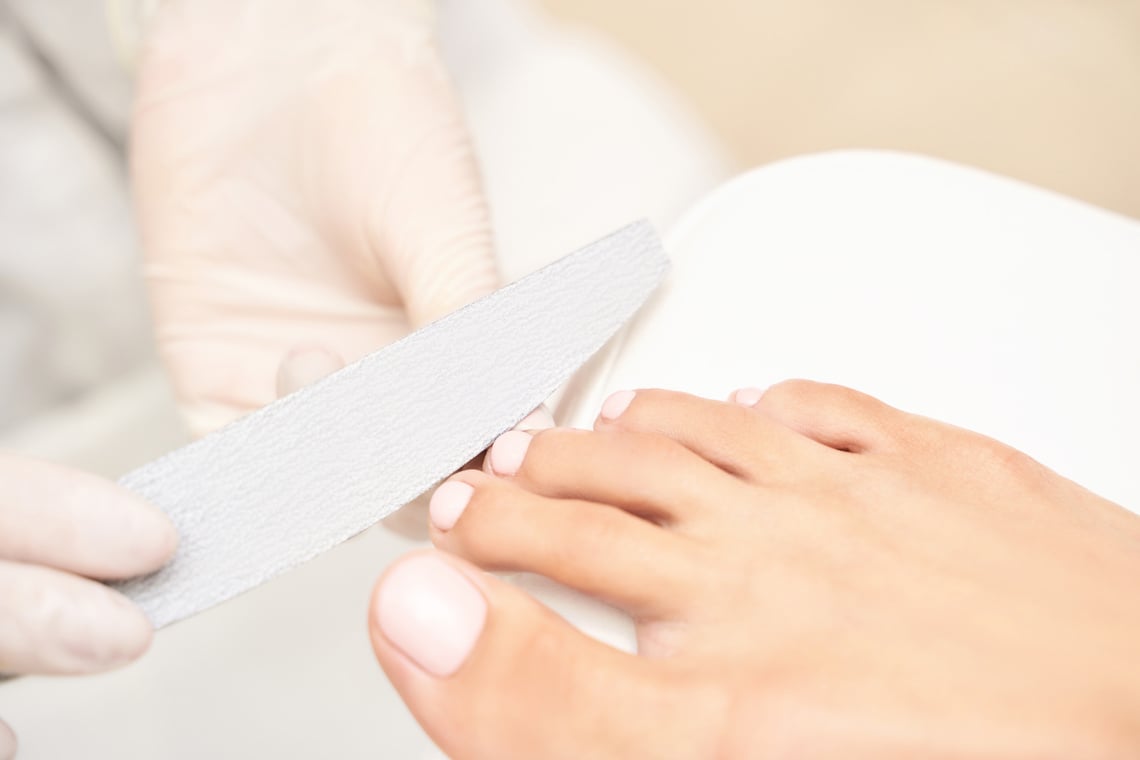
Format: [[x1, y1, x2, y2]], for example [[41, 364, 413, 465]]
[[113, 222, 668, 628]]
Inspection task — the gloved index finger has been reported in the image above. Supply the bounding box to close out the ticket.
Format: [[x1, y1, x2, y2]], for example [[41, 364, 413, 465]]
[[0, 559, 154, 676], [0, 454, 177, 580]]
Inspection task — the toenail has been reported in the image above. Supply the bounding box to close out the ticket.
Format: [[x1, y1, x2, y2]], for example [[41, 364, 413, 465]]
[[733, 387, 765, 407], [430, 481, 474, 531], [600, 390, 636, 421], [375, 554, 487, 678], [490, 430, 532, 476]]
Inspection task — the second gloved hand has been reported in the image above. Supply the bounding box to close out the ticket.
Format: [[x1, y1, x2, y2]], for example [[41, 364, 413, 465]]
[[0, 454, 176, 760], [131, 0, 500, 435]]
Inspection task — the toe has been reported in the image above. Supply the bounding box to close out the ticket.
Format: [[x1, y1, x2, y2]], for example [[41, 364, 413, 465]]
[[742, 380, 902, 453], [484, 427, 741, 525], [369, 551, 721, 760], [594, 389, 828, 483], [429, 471, 708, 618]]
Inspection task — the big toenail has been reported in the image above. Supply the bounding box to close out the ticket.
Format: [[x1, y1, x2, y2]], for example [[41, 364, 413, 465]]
[[733, 387, 765, 407], [490, 430, 532, 476], [600, 390, 636, 421], [376, 554, 487, 677], [430, 481, 474, 531]]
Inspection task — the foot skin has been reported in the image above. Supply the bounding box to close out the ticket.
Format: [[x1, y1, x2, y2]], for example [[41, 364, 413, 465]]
[[369, 381, 1140, 759]]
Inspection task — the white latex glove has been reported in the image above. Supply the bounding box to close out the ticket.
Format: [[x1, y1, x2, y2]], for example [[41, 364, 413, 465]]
[[129, 0, 500, 435], [0, 454, 177, 759]]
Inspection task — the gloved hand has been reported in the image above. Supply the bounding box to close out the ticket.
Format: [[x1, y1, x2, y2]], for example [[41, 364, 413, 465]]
[[0, 454, 176, 760], [129, 0, 500, 435]]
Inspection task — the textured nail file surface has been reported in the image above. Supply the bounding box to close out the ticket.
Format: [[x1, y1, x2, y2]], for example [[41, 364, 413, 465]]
[[113, 221, 668, 628]]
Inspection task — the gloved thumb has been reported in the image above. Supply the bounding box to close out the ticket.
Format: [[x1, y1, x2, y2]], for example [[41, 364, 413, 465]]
[[364, 53, 501, 329]]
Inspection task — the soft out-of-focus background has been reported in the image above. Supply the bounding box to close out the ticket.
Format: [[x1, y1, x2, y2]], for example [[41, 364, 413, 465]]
[[2, 0, 1139, 474], [540, 0, 1140, 219]]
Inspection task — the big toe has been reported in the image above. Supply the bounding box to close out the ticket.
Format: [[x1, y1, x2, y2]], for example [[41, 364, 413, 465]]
[[369, 551, 721, 759]]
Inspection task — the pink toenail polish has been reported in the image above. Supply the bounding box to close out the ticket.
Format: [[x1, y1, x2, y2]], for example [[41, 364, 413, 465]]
[[375, 554, 487, 677], [600, 390, 636, 421], [430, 481, 474, 531], [489, 430, 532, 476], [733, 387, 765, 407]]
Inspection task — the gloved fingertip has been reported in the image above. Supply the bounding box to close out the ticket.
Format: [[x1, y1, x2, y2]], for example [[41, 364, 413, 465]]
[[0, 716, 16, 760], [74, 587, 155, 672], [276, 345, 346, 398], [3, 567, 155, 675], [127, 501, 180, 574], [184, 402, 247, 440]]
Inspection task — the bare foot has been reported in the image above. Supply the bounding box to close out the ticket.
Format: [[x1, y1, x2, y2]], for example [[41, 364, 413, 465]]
[[369, 381, 1140, 759]]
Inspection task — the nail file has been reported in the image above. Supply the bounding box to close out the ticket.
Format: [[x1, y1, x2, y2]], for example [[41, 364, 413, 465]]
[[113, 221, 668, 628]]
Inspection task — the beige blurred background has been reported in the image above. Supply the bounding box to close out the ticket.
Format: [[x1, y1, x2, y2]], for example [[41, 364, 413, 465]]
[[540, 0, 1140, 218]]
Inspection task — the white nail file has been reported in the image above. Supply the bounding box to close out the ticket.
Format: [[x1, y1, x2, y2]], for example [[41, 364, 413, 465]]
[[113, 221, 668, 628]]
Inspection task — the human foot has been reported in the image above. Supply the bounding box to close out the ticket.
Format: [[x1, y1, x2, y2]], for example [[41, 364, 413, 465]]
[[370, 381, 1140, 759]]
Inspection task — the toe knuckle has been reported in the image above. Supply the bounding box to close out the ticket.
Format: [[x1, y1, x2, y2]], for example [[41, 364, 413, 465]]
[[762, 380, 888, 425], [970, 435, 1045, 484], [820, 383, 869, 409], [758, 379, 824, 411]]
